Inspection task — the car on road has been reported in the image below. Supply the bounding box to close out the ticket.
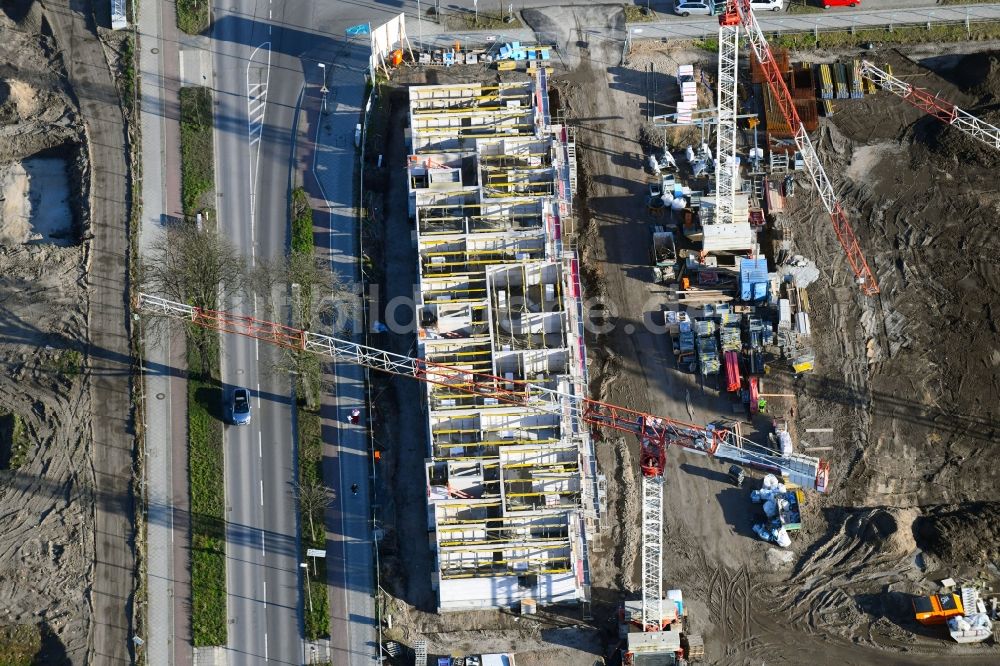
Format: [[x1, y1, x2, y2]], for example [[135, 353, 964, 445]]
[[749, 0, 784, 11], [822, 0, 859, 7], [230, 387, 251, 425], [673, 0, 714, 17]]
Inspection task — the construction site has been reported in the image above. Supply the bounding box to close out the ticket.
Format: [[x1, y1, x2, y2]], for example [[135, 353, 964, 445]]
[[407, 78, 597, 612], [3, 0, 995, 663], [330, 2, 1000, 665]]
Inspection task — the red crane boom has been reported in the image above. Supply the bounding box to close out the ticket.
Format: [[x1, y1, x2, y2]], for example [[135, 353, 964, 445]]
[[727, 0, 880, 295], [136, 292, 829, 491]]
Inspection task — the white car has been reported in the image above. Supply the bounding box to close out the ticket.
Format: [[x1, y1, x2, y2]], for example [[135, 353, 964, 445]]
[[749, 0, 785, 11], [673, 0, 714, 17]]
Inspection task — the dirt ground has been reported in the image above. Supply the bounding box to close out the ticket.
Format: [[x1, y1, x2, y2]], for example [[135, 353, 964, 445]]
[[370, 5, 1000, 664], [546, 11, 1000, 665], [0, 4, 93, 661]]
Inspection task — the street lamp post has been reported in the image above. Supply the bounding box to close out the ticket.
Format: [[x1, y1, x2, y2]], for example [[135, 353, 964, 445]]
[[417, 0, 423, 49], [300, 562, 313, 613]]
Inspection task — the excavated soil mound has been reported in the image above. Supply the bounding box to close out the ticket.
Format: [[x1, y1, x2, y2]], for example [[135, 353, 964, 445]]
[[914, 502, 1000, 567], [916, 51, 1000, 167]]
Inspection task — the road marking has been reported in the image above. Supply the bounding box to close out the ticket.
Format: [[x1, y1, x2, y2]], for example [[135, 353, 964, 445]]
[[260, 480, 264, 506], [263, 580, 267, 606], [259, 431, 263, 457], [246, 42, 271, 262], [264, 631, 268, 662], [261, 530, 266, 556]]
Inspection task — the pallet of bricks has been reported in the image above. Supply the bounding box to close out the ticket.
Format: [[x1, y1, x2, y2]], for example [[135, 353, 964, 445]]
[[677, 64, 698, 123]]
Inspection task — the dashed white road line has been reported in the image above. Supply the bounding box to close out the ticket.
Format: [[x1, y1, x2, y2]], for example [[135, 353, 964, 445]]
[[259, 431, 263, 457], [260, 480, 265, 506]]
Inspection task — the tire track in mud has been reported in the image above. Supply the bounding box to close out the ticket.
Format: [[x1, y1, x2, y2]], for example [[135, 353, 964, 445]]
[[704, 563, 763, 664]]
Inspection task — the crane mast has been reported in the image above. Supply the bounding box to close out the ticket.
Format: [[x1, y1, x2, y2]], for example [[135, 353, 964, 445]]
[[727, 0, 880, 295], [714, 9, 741, 227], [860, 60, 1000, 153]]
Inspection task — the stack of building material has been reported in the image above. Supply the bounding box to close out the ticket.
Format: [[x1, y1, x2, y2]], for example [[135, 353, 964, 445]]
[[720, 321, 741, 351], [750, 49, 790, 83], [739, 257, 770, 303], [817, 64, 834, 100], [788, 65, 815, 101], [850, 60, 864, 98], [724, 350, 741, 392], [677, 64, 698, 124], [694, 319, 720, 375], [834, 63, 849, 99], [697, 333, 720, 376], [682, 634, 704, 661]]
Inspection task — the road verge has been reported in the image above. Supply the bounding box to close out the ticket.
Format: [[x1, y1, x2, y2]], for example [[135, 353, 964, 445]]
[[180, 85, 227, 647], [290, 186, 332, 641]]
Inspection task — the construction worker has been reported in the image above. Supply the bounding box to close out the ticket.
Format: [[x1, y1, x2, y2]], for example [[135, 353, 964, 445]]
[[758, 398, 768, 414], [347, 408, 361, 425]]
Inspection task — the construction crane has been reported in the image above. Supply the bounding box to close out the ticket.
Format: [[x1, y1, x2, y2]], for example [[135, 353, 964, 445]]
[[720, 0, 880, 296], [135, 292, 829, 632], [859, 60, 1000, 153], [714, 7, 741, 227]]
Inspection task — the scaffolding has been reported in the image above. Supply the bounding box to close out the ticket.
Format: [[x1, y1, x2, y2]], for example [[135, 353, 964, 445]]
[[409, 74, 590, 612]]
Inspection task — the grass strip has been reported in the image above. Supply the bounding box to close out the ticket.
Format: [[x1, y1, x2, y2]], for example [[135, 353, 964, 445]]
[[624, 5, 658, 23], [179, 86, 215, 219], [785, 1, 824, 14], [0, 412, 31, 471], [770, 21, 1000, 49], [291, 186, 331, 640], [446, 10, 522, 31], [188, 331, 227, 646], [177, 0, 210, 35], [695, 21, 1000, 51], [298, 407, 330, 640], [0, 624, 42, 665], [292, 187, 315, 256]]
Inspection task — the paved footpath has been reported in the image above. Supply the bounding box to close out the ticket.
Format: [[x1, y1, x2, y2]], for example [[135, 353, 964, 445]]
[[295, 41, 378, 666], [137, 0, 193, 664], [40, 0, 134, 662]]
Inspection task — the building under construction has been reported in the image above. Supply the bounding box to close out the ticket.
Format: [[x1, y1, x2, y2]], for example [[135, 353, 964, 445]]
[[406, 73, 601, 612]]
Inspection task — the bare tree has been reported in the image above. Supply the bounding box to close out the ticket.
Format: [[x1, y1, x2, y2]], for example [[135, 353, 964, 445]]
[[293, 478, 334, 542], [251, 254, 361, 407], [248, 253, 359, 333], [140, 223, 247, 370], [142, 223, 247, 311]]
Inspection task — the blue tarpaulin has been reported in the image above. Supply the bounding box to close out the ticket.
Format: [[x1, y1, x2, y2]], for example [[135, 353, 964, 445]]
[[740, 257, 769, 302]]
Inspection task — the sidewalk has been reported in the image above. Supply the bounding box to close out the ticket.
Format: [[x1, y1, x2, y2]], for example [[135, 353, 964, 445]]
[[137, 0, 192, 663], [295, 43, 379, 666]]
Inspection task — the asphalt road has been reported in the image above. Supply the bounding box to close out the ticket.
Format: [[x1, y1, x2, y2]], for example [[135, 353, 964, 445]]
[[211, 1, 304, 664], [625, 2, 1000, 39], [211, 0, 389, 660]]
